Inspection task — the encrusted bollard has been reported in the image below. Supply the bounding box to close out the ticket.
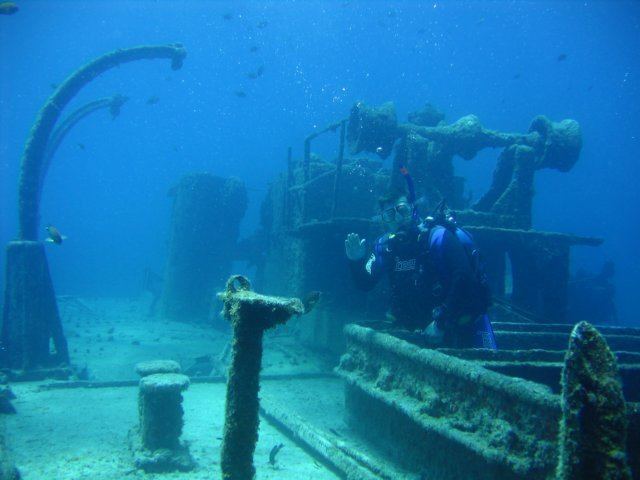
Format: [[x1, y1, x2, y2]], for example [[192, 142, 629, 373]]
[[218, 275, 304, 480], [130, 368, 194, 473], [135, 359, 181, 377], [139, 374, 188, 450], [557, 322, 632, 480]]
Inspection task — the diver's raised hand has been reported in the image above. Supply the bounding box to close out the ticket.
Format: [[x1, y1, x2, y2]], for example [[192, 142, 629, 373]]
[[345, 233, 366, 261]]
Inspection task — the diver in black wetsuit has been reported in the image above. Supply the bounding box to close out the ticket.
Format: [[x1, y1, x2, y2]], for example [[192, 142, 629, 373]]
[[345, 171, 496, 349]]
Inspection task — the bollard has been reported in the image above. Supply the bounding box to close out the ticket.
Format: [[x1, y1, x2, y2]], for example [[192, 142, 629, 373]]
[[130, 370, 195, 473], [135, 359, 181, 378], [139, 374, 189, 450], [218, 275, 304, 480]]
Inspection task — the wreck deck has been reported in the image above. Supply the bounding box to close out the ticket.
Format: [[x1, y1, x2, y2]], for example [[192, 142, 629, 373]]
[[336, 324, 640, 480]]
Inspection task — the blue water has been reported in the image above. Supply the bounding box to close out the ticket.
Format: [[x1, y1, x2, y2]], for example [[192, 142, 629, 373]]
[[0, 1, 638, 322]]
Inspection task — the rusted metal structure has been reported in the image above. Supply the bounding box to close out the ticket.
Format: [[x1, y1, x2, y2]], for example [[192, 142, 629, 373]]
[[245, 101, 640, 477], [335, 323, 639, 479], [1, 44, 187, 377], [217, 275, 304, 480], [161, 173, 247, 323], [253, 101, 602, 354]]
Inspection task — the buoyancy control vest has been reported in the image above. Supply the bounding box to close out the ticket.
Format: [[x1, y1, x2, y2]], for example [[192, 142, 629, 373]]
[[421, 216, 492, 321]]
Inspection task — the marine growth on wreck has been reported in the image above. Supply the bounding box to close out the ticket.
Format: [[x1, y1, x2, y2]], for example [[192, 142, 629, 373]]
[[0, 3, 639, 480]]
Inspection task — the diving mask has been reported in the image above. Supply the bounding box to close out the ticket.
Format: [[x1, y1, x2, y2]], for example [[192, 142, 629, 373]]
[[381, 202, 412, 223]]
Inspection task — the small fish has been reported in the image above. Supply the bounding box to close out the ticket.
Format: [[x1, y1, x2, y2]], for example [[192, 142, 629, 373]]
[[0, 2, 18, 15], [45, 225, 67, 245], [50, 83, 58, 90], [246, 66, 265, 80], [234, 90, 247, 98], [376, 146, 384, 155], [557, 53, 567, 62], [249, 45, 259, 53], [302, 291, 321, 314], [222, 12, 233, 20], [269, 443, 284, 466], [512, 73, 521, 80], [146, 96, 160, 105], [109, 94, 128, 119], [257, 20, 269, 29], [77, 142, 85, 151]]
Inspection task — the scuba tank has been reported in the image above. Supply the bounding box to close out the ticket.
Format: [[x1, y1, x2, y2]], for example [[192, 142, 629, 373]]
[[398, 166, 496, 349]]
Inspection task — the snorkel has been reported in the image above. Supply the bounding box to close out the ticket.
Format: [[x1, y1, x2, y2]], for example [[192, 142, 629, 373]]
[[399, 166, 419, 222]]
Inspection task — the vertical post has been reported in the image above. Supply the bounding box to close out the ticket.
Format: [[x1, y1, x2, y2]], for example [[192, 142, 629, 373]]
[[218, 276, 304, 480], [331, 121, 347, 219]]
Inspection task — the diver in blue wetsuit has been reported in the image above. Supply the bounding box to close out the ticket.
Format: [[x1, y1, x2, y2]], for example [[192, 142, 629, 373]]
[[345, 169, 496, 349]]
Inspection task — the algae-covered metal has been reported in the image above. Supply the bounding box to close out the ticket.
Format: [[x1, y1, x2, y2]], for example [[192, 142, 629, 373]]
[[218, 275, 304, 480], [557, 322, 632, 480], [336, 324, 560, 479], [337, 323, 639, 479]]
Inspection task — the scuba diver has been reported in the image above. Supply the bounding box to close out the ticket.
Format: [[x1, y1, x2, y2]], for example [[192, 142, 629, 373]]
[[344, 167, 496, 349]]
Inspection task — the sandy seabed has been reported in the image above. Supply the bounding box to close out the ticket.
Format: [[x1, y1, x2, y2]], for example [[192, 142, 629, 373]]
[[4, 296, 347, 479]]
